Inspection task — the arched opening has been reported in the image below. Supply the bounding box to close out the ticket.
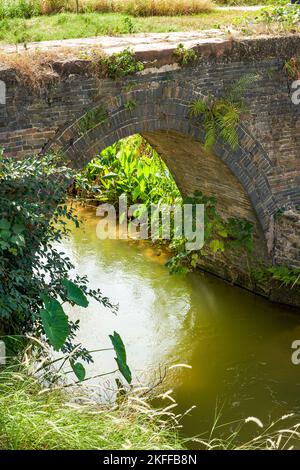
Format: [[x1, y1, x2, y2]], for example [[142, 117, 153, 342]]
[[45, 86, 277, 238]]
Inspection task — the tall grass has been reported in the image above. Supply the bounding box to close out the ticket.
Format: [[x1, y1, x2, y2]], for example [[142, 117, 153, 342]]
[[0, 0, 213, 19], [0, 360, 184, 450], [191, 410, 300, 450]]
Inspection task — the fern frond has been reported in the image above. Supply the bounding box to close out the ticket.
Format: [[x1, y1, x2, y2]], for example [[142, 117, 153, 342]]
[[190, 99, 209, 118], [224, 73, 259, 106], [204, 117, 216, 150]]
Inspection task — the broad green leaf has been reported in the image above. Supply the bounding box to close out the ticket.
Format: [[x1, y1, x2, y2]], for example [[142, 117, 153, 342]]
[[40, 295, 70, 351], [12, 224, 25, 234], [109, 331, 132, 384], [70, 360, 86, 381], [61, 278, 89, 308], [0, 219, 10, 230], [0, 230, 11, 241], [116, 358, 132, 385]]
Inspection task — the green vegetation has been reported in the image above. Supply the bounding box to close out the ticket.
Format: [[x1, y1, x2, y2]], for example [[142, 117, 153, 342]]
[[0, 0, 213, 19], [257, 4, 300, 31], [0, 358, 184, 450], [78, 106, 108, 136], [75, 135, 181, 207], [0, 149, 131, 383], [75, 135, 255, 274], [174, 43, 197, 66], [268, 265, 300, 288], [190, 73, 258, 151], [98, 48, 144, 78], [0, 10, 257, 44]]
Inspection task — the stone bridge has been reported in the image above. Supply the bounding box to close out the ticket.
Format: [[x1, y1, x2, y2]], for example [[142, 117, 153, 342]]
[[0, 33, 300, 306]]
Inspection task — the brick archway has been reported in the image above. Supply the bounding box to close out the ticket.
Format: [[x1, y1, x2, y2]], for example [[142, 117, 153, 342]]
[[44, 84, 276, 234]]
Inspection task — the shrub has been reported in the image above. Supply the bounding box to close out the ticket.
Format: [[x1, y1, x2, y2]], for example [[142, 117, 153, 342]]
[[0, 150, 132, 383]]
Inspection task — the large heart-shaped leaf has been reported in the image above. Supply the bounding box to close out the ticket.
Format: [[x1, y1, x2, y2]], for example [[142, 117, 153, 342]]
[[109, 331, 132, 384], [61, 279, 89, 308], [70, 360, 86, 382], [40, 295, 70, 351]]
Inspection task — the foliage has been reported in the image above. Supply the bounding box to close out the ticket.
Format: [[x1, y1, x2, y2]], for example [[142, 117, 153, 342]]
[[75, 141, 254, 275], [190, 74, 258, 151], [78, 106, 108, 136], [0, 10, 258, 44], [124, 99, 137, 111], [174, 43, 197, 66], [257, 4, 300, 27], [268, 265, 300, 288], [98, 48, 144, 79], [0, 0, 213, 20], [110, 331, 132, 384], [0, 149, 131, 383], [165, 191, 254, 274], [75, 134, 181, 208], [0, 359, 184, 450], [0, 0, 42, 20], [193, 406, 300, 450]]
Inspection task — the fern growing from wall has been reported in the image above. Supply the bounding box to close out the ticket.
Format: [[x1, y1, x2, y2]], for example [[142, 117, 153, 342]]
[[190, 74, 258, 151]]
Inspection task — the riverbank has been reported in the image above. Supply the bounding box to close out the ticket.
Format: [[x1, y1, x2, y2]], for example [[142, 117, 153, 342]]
[[0, 358, 184, 450]]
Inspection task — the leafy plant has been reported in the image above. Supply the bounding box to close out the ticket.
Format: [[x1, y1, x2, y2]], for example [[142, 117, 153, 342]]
[[75, 134, 181, 209], [190, 74, 258, 150], [174, 43, 197, 66], [78, 106, 108, 136], [124, 99, 137, 112], [99, 48, 144, 79], [0, 149, 131, 384], [165, 191, 254, 274], [268, 266, 300, 288], [258, 4, 300, 28]]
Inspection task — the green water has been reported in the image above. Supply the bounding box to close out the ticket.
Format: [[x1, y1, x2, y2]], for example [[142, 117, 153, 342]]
[[62, 205, 300, 444]]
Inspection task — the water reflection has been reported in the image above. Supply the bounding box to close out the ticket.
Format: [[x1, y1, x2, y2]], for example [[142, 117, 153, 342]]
[[60, 204, 300, 441]]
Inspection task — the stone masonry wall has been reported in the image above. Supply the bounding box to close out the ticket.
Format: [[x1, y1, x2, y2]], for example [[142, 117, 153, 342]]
[[0, 34, 299, 306]]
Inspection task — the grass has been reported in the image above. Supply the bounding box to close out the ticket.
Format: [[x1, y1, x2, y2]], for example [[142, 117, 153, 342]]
[[0, 10, 257, 44], [0, 361, 184, 450], [0, 0, 213, 18]]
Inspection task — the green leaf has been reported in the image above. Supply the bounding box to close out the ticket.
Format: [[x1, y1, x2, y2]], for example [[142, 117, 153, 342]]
[[61, 278, 89, 308], [70, 360, 86, 381], [0, 230, 11, 241], [109, 331, 132, 384], [0, 219, 10, 230], [209, 239, 225, 253], [12, 223, 25, 234], [40, 295, 70, 351]]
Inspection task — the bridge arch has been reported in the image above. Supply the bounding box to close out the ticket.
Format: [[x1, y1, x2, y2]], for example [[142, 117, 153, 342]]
[[43, 84, 277, 235]]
